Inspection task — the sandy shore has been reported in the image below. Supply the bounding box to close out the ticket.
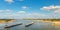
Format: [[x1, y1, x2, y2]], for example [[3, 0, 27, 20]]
[[0, 20, 15, 24], [41, 20, 60, 26]]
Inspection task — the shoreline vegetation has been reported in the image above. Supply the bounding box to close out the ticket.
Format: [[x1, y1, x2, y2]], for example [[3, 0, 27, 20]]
[[0, 19, 60, 21]]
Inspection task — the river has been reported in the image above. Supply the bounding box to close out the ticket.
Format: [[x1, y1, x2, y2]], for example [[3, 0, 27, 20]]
[[0, 20, 60, 30]]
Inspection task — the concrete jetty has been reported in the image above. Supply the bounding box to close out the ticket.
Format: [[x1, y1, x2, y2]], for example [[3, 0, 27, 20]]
[[25, 22, 34, 27], [5, 23, 22, 28]]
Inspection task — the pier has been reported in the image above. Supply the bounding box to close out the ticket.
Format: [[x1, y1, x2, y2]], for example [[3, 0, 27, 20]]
[[25, 22, 34, 27], [4, 23, 22, 30]]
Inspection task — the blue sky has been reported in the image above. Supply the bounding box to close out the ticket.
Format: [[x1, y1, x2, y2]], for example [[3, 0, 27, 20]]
[[0, 0, 60, 19]]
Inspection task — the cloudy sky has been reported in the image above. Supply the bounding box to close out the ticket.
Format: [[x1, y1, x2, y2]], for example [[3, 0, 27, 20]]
[[0, 0, 60, 19]]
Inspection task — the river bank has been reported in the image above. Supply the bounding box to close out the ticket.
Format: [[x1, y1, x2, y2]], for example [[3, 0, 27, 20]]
[[0, 19, 15, 24]]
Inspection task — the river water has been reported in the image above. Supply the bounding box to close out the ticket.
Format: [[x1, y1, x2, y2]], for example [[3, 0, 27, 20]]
[[0, 20, 60, 30]]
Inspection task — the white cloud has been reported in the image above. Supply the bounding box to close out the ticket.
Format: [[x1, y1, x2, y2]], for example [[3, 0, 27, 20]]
[[0, 12, 60, 19], [25, 13, 46, 19], [17, 11, 26, 14], [40, 5, 60, 14], [5, 9, 13, 12], [28, 13, 45, 16], [4, 0, 14, 3], [22, 6, 27, 10], [40, 5, 60, 10], [0, 9, 13, 13], [0, 9, 60, 19], [54, 9, 60, 14], [0, 10, 47, 19], [0, 10, 3, 13]]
